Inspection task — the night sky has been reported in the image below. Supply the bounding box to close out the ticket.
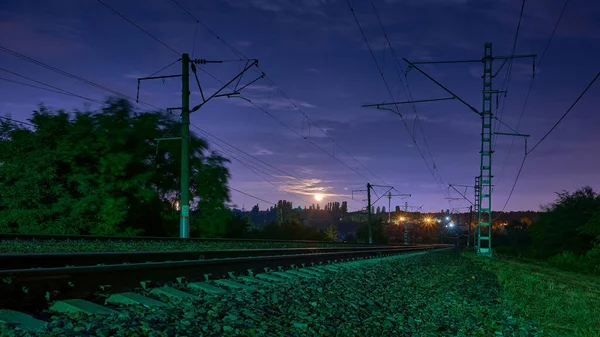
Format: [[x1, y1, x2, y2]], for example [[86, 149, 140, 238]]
[[1, 0, 599, 213]]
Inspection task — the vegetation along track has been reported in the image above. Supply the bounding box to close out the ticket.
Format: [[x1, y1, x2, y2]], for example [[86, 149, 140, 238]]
[[0, 245, 453, 313]]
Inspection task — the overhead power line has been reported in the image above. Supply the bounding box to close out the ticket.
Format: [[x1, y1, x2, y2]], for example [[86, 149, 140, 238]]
[[96, 0, 181, 56], [495, 0, 571, 186], [0, 68, 105, 105], [497, 69, 599, 214], [528, 71, 599, 154], [192, 64, 374, 183], [0, 44, 164, 113], [168, 0, 384, 186], [493, 0, 527, 151], [189, 123, 314, 206], [0, 112, 275, 209], [0, 115, 35, 128], [229, 186, 276, 206], [368, 0, 446, 192], [345, 0, 449, 198]]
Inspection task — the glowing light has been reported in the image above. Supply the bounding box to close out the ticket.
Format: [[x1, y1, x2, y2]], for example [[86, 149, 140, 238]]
[[399, 217, 406, 222], [314, 194, 324, 201], [449, 222, 455, 227], [445, 216, 450, 221], [424, 217, 432, 223]]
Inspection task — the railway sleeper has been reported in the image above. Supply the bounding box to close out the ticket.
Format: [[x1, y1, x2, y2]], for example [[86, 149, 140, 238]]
[[0, 250, 435, 333]]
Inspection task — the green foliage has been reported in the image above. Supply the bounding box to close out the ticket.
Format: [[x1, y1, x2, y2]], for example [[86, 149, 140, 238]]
[[547, 244, 600, 275], [473, 253, 600, 335], [582, 208, 600, 239], [0, 98, 230, 236], [548, 251, 582, 272], [529, 186, 599, 259], [324, 225, 339, 242]]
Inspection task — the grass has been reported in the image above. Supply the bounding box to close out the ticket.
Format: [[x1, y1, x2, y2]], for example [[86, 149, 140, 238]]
[[468, 252, 600, 337]]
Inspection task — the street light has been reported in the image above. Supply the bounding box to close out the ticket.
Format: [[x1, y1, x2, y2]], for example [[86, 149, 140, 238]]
[[445, 216, 450, 221], [399, 217, 406, 222]]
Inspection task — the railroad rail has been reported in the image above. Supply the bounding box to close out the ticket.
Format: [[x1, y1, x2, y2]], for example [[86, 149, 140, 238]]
[[0, 246, 427, 270], [0, 233, 380, 244], [0, 245, 454, 311]]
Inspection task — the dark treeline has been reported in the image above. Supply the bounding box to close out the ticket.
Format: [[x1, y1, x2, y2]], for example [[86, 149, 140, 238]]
[[492, 186, 600, 275]]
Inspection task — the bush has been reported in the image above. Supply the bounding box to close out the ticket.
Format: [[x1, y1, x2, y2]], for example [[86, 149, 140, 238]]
[[548, 251, 583, 272], [583, 243, 600, 274]]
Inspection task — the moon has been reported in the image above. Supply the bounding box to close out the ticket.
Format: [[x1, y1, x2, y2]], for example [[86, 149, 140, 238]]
[[314, 194, 324, 201]]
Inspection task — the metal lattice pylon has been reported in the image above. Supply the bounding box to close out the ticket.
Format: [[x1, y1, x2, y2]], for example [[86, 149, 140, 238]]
[[477, 43, 493, 256], [474, 175, 481, 250]]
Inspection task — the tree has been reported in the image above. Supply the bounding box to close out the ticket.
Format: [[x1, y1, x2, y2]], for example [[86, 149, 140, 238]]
[[223, 212, 251, 238], [529, 186, 600, 258], [0, 98, 230, 236], [341, 201, 348, 216], [376, 206, 381, 214], [324, 225, 339, 242]]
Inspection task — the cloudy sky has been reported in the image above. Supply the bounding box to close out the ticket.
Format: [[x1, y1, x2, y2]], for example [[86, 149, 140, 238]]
[[1, 0, 599, 213]]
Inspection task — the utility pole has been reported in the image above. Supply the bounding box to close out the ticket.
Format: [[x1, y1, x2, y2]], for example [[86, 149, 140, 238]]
[[367, 183, 372, 244], [404, 201, 409, 244], [388, 192, 391, 223], [474, 176, 480, 250], [137, 54, 261, 238], [180, 53, 191, 238], [385, 43, 536, 256], [353, 184, 406, 244], [387, 191, 411, 224], [468, 205, 473, 247]]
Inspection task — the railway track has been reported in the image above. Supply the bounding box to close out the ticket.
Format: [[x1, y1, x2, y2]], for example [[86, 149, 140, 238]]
[[0, 245, 453, 314], [0, 246, 431, 270], [0, 233, 368, 244]]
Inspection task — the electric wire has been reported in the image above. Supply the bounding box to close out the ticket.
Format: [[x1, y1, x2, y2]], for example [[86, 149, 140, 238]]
[[0, 76, 105, 105], [169, 0, 246, 61], [495, 0, 571, 186], [0, 85, 275, 209], [229, 186, 276, 206], [0, 115, 35, 128], [496, 69, 599, 215], [190, 123, 355, 204], [106, 0, 379, 188], [528, 71, 599, 155], [96, 0, 181, 56], [345, 0, 449, 198], [0, 44, 165, 113], [146, 59, 182, 78], [192, 66, 374, 183], [168, 0, 385, 186], [193, 124, 313, 206], [368, 0, 447, 195], [97, 0, 316, 203], [493, 0, 527, 151], [260, 76, 388, 186]]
